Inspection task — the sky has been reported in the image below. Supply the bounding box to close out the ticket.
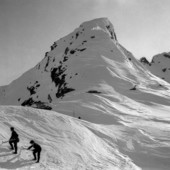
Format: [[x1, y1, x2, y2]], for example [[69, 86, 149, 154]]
[[1, 0, 170, 85]]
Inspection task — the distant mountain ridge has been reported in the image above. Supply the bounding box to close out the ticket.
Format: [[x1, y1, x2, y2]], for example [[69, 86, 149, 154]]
[[140, 52, 170, 83]]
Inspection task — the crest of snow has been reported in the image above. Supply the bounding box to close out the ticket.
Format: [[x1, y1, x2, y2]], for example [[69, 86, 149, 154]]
[[92, 25, 105, 31]]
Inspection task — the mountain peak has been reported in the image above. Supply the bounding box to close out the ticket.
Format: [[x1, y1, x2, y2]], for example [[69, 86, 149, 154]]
[[1, 17, 169, 111], [78, 17, 117, 41], [80, 18, 113, 29], [49, 18, 117, 56]]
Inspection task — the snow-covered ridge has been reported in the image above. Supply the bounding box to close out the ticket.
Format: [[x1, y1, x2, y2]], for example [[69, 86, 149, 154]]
[[1, 18, 170, 111], [140, 52, 170, 83]]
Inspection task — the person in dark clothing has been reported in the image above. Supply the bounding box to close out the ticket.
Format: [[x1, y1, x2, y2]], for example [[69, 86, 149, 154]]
[[9, 127, 19, 154], [27, 140, 41, 163]]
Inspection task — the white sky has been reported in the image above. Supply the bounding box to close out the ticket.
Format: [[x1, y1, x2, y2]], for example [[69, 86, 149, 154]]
[[1, 0, 170, 85]]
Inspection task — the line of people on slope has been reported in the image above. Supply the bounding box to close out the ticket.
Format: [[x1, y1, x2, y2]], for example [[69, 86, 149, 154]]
[[8, 127, 41, 163]]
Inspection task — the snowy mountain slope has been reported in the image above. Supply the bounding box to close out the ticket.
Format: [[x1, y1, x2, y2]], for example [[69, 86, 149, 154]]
[[1, 18, 170, 112], [0, 106, 141, 170], [140, 52, 170, 83], [1, 18, 170, 170], [1, 104, 170, 170]]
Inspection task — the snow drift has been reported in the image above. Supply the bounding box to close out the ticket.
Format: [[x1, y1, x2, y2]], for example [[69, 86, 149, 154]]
[[0, 106, 141, 170]]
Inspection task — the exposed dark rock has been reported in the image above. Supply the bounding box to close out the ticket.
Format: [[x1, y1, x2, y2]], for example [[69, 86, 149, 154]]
[[82, 40, 87, 45], [76, 32, 79, 39], [106, 25, 114, 39], [70, 48, 86, 54], [21, 98, 33, 106], [50, 42, 57, 51], [87, 90, 101, 94], [27, 86, 36, 95], [27, 82, 40, 95], [140, 57, 151, 65], [78, 48, 86, 52], [51, 64, 75, 98], [36, 84, 40, 88], [164, 54, 170, 59], [21, 98, 52, 110], [51, 45, 54, 51], [64, 47, 69, 55], [162, 68, 167, 72], [45, 52, 49, 57], [51, 66, 65, 83], [63, 56, 68, 62], [70, 50, 76, 54], [56, 87, 75, 98], [45, 56, 50, 71], [48, 94, 52, 103], [130, 85, 137, 91], [114, 32, 117, 41]]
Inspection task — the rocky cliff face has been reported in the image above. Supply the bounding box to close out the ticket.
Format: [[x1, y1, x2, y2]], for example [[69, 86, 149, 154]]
[[140, 52, 170, 83], [0, 18, 170, 111]]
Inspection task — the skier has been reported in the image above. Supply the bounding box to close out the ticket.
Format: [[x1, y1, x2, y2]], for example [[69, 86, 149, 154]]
[[27, 140, 42, 163], [9, 127, 19, 154]]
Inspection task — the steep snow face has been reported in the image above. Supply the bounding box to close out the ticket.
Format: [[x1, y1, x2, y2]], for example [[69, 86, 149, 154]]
[[140, 52, 170, 83], [0, 18, 118, 107], [0, 18, 170, 111], [0, 106, 141, 170]]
